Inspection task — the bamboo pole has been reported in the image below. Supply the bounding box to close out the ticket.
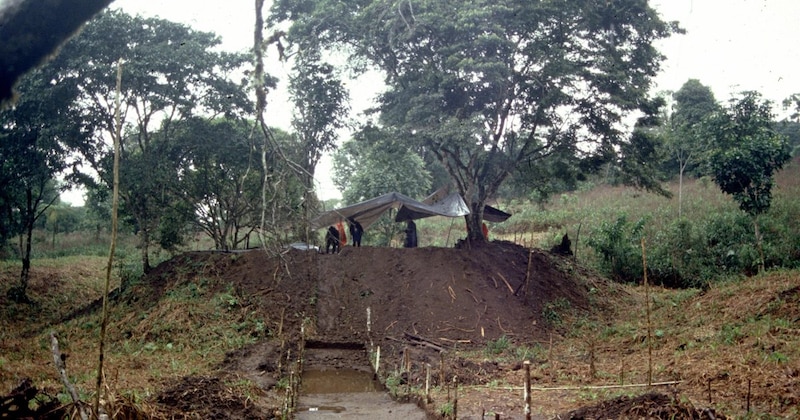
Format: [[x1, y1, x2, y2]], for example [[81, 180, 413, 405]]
[[375, 345, 381, 377], [425, 363, 431, 404], [523, 360, 531, 420], [94, 58, 123, 419], [452, 376, 458, 420], [524, 249, 533, 296], [440, 351, 445, 386], [642, 237, 653, 386], [468, 380, 682, 392]]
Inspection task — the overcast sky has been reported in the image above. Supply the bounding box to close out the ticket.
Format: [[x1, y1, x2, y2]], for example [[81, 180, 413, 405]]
[[62, 0, 800, 203]]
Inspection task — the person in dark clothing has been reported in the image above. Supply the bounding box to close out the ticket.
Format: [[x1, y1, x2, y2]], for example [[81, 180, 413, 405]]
[[404, 220, 418, 248], [349, 218, 364, 247], [325, 226, 340, 254]]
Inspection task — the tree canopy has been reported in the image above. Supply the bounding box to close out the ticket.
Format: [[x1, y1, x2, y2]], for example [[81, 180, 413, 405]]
[[705, 92, 790, 218], [272, 0, 681, 240], [54, 10, 255, 271], [0, 60, 88, 301]]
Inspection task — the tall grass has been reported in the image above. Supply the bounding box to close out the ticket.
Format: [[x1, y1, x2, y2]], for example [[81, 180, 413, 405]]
[[492, 159, 800, 288]]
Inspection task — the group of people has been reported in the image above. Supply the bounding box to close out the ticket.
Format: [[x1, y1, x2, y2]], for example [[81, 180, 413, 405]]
[[324, 218, 419, 253], [325, 218, 364, 254], [324, 218, 487, 253]]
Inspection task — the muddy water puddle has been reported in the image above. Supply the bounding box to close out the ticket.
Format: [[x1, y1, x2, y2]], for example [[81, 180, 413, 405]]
[[301, 368, 380, 394], [295, 346, 427, 419]]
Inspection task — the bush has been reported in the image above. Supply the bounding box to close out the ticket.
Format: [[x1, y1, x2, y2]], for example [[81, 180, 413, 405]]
[[647, 218, 714, 288], [586, 215, 647, 283]]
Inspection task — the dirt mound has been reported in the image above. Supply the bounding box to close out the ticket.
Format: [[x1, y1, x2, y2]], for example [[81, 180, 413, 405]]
[[310, 240, 595, 346], [561, 391, 727, 419], [134, 241, 603, 416]]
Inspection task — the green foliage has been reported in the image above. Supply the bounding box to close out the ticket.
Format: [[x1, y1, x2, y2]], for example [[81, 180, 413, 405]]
[[49, 9, 254, 270], [718, 324, 744, 345], [705, 91, 791, 217], [484, 335, 510, 356], [273, 0, 681, 240], [542, 298, 571, 327], [586, 215, 648, 283], [438, 401, 454, 417], [289, 49, 349, 178], [171, 118, 285, 251], [333, 124, 433, 245]]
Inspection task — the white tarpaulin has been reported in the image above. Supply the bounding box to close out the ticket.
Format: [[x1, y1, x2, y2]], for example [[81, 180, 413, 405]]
[[310, 192, 470, 230]]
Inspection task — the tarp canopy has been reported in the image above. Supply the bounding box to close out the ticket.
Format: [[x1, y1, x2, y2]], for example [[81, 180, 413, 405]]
[[310, 192, 470, 230], [482, 204, 512, 223], [394, 192, 471, 222]]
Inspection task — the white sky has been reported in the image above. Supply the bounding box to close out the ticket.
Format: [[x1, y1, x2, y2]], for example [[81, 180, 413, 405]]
[[62, 0, 800, 204]]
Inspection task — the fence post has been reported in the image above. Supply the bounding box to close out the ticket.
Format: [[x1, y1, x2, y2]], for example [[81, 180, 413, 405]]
[[524, 360, 531, 420]]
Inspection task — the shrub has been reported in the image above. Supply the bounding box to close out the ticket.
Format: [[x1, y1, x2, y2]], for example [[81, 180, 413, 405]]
[[586, 215, 647, 283], [647, 218, 714, 288]]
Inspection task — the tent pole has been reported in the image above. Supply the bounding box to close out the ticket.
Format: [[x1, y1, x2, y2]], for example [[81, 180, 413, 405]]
[[446, 218, 455, 248]]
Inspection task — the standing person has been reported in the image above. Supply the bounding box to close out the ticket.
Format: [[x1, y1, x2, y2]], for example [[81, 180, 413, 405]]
[[349, 218, 364, 247], [404, 220, 418, 248], [336, 221, 347, 247], [325, 226, 340, 254]]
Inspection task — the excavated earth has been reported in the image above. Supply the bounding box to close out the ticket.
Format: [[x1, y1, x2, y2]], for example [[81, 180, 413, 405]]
[[133, 241, 721, 418]]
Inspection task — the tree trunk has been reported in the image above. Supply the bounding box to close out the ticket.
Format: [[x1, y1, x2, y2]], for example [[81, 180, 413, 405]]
[[678, 161, 685, 218], [19, 227, 32, 297], [464, 201, 486, 243], [14, 190, 35, 303], [51, 216, 57, 248], [753, 215, 765, 274], [139, 227, 151, 273]]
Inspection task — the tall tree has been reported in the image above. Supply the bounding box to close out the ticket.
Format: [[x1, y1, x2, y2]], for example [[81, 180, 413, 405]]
[[332, 124, 432, 244], [0, 63, 87, 302], [289, 51, 350, 185], [781, 93, 800, 156], [704, 91, 791, 272], [272, 0, 680, 241], [668, 79, 719, 216], [56, 10, 253, 272], [288, 50, 350, 240], [172, 117, 270, 251], [333, 124, 432, 203]]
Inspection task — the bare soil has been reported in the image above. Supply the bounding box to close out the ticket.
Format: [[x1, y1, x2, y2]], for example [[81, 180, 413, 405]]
[[135, 241, 732, 419], [4, 240, 797, 419]]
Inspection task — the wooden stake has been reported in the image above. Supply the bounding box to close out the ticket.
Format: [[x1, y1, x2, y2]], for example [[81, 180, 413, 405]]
[[747, 379, 751, 413], [404, 347, 411, 395], [440, 351, 445, 386], [375, 346, 381, 377], [425, 363, 431, 404], [642, 237, 653, 386], [453, 376, 458, 420], [524, 360, 532, 420], [367, 307, 371, 333], [589, 339, 596, 380], [524, 249, 533, 296], [278, 306, 285, 336]]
